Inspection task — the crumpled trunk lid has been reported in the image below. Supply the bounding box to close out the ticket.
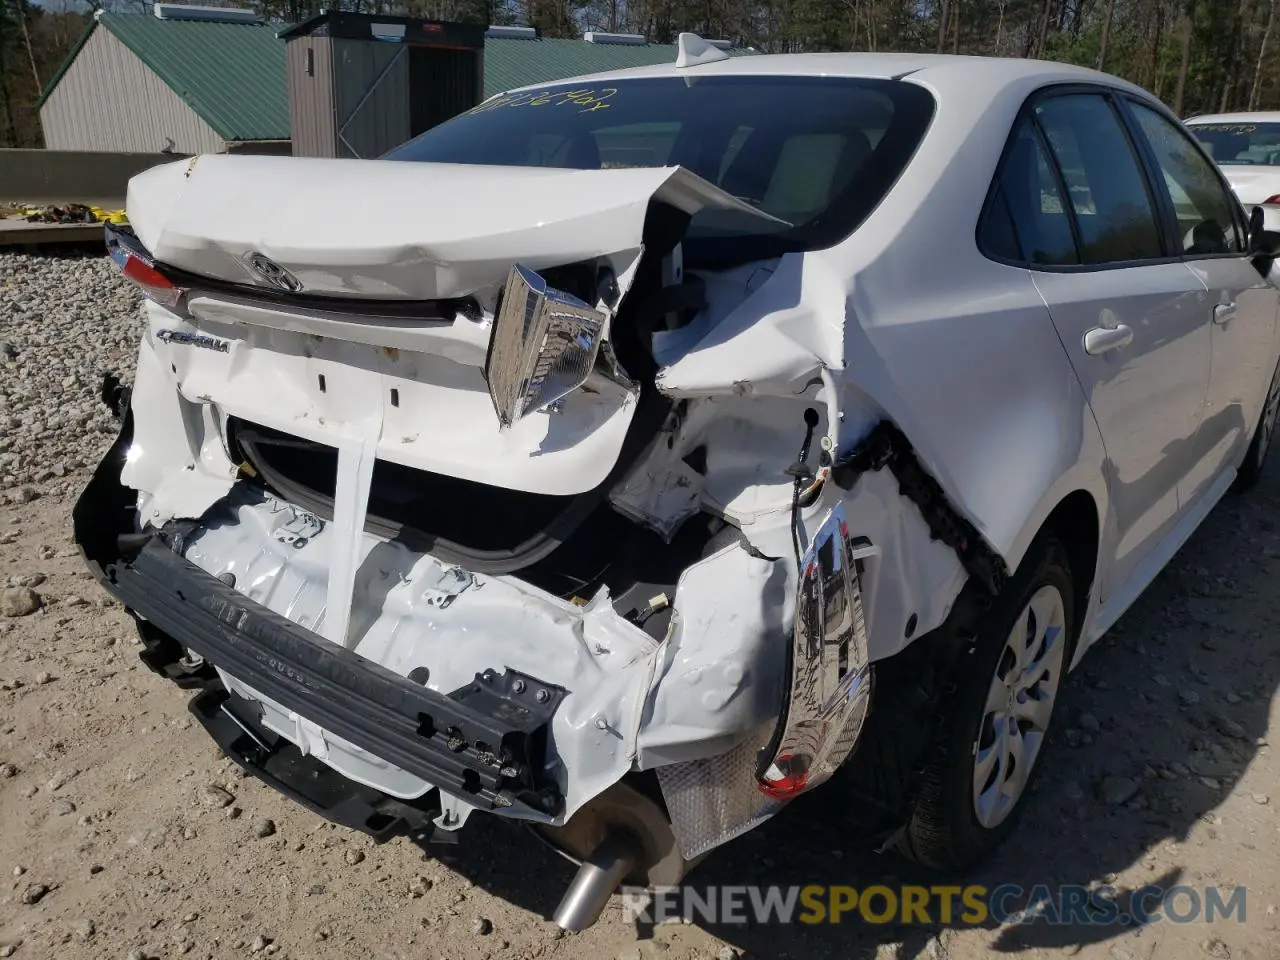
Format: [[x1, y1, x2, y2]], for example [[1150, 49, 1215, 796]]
[[121, 153, 788, 502], [127, 154, 779, 301]]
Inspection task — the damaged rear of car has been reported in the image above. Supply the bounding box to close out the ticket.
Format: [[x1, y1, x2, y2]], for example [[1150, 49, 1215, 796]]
[[79, 46, 1239, 929]]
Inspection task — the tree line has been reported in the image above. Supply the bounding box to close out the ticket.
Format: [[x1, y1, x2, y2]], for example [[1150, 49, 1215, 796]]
[[1, 0, 1277, 148]]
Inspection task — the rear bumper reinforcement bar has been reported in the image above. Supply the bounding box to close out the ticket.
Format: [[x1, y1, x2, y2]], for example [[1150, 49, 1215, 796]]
[[75, 407, 567, 815]]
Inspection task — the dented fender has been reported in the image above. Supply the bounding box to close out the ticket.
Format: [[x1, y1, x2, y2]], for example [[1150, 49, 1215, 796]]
[[123, 332, 238, 527]]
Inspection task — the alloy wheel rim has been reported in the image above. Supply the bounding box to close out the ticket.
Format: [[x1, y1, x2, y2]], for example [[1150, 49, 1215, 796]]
[[971, 583, 1067, 830]]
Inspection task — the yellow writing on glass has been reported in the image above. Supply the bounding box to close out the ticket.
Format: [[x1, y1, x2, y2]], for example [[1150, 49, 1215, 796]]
[[469, 87, 618, 115], [1196, 124, 1259, 134]]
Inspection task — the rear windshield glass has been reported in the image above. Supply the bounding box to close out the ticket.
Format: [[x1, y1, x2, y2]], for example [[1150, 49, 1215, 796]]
[[384, 76, 936, 265], [1188, 121, 1280, 165]]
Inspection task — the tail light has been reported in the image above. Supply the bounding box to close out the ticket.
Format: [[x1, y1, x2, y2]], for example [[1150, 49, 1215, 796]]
[[1263, 195, 1280, 205], [650, 509, 876, 861], [756, 503, 876, 800], [483, 263, 612, 429], [104, 223, 184, 309]]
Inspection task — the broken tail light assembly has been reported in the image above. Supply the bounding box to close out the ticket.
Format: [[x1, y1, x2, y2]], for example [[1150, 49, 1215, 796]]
[[757, 503, 876, 800], [105, 222, 185, 309], [482, 263, 617, 428], [652, 504, 877, 861]]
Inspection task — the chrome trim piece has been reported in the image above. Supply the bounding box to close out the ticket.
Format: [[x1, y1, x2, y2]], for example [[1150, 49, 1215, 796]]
[[483, 264, 609, 428], [757, 503, 875, 799]]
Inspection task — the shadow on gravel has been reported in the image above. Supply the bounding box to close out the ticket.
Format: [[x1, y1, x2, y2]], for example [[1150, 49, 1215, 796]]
[[436, 458, 1280, 959]]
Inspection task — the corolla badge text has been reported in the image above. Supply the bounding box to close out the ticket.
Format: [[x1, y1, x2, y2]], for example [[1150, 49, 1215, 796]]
[[155, 329, 231, 353]]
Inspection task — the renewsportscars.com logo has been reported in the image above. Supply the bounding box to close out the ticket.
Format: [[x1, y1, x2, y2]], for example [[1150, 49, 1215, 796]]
[[619, 884, 1248, 927]]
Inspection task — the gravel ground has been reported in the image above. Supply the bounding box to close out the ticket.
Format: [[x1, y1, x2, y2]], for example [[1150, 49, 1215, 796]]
[[1, 250, 1278, 960], [0, 253, 142, 494]]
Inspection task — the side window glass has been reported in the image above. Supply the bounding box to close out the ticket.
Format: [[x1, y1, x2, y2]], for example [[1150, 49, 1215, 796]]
[[1129, 102, 1244, 255], [1035, 94, 1164, 264], [978, 184, 1021, 261], [985, 119, 1078, 266]]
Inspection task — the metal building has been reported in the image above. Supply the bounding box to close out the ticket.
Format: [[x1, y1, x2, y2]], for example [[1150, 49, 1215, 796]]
[[281, 13, 485, 159], [37, 5, 290, 155], [38, 10, 747, 158]]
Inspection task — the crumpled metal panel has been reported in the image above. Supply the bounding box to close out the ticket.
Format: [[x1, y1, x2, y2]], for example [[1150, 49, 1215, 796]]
[[178, 489, 660, 819]]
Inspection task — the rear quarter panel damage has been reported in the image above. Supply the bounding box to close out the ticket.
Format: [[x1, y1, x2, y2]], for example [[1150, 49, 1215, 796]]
[[648, 73, 1112, 660]]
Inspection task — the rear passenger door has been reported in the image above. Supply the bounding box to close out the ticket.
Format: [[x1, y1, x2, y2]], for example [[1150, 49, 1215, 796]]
[[1122, 98, 1279, 499], [985, 89, 1211, 596]]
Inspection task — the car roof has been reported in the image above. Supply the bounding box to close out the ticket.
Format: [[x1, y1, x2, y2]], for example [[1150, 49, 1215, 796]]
[[1186, 111, 1280, 124], [502, 50, 1152, 99]]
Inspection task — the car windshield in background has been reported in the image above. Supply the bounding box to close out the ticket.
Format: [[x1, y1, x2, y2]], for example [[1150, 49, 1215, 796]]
[[384, 76, 936, 264], [1188, 121, 1280, 165]]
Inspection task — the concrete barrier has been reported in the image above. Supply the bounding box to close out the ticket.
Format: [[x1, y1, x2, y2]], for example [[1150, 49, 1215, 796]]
[[0, 148, 188, 206]]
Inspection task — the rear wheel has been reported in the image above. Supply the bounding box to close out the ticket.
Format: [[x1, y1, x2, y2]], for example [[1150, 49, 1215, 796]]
[[1233, 357, 1280, 493], [899, 533, 1074, 870]]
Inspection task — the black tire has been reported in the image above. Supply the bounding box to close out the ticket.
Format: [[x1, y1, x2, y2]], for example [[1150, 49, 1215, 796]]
[[1233, 357, 1280, 493], [898, 533, 1076, 871]]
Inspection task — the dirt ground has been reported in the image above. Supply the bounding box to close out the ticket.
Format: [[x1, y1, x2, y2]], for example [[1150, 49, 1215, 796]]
[[3, 396, 1280, 960]]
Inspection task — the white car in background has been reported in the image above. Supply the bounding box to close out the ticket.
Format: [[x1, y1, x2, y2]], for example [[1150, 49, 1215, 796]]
[[75, 39, 1280, 931], [1186, 112, 1280, 230]]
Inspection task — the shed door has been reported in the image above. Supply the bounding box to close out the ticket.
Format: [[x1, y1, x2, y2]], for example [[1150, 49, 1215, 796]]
[[409, 47, 479, 138]]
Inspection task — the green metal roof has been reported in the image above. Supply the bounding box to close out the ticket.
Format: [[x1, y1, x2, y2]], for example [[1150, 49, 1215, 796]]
[[483, 37, 745, 99], [38, 13, 290, 142], [104, 13, 289, 141]]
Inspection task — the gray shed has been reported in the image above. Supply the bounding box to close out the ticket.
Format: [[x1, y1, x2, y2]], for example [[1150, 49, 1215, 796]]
[[281, 13, 485, 159], [37, 5, 291, 155]]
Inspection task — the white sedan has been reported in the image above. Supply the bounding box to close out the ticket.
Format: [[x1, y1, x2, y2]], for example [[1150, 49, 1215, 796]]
[[1186, 111, 1280, 230], [75, 36, 1280, 930]]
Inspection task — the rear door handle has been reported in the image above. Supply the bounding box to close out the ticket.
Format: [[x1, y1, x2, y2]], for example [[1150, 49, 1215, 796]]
[[1213, 302, 1238, 325], [1083, 324, 1133, 356]]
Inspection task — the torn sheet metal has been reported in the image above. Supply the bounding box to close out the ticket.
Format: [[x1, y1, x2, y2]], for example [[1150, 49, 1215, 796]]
[[608, 414, 705, 541], [655, 253, 847, 397], [609, 459, 704, 541], [831, 420, 1009, 595], [637, 541, 790, 768]]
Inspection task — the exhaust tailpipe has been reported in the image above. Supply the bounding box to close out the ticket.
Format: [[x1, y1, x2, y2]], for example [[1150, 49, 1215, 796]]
[[552, 831, 640, 932]]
